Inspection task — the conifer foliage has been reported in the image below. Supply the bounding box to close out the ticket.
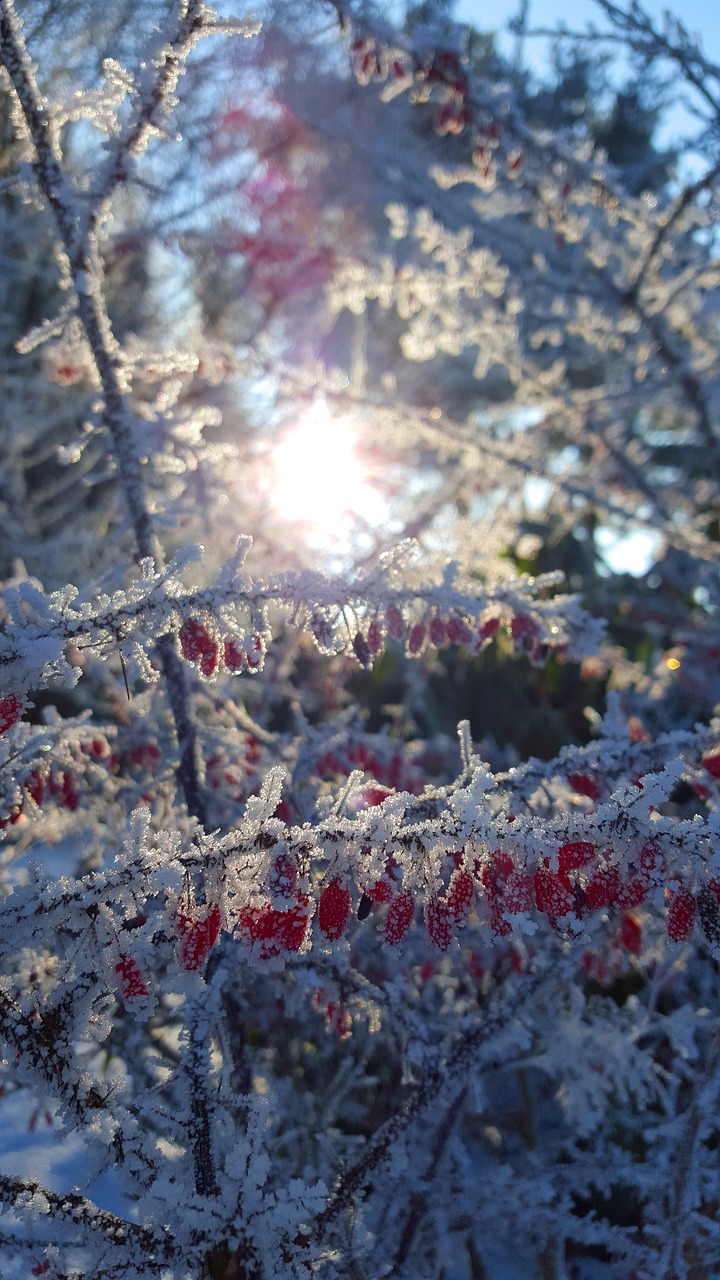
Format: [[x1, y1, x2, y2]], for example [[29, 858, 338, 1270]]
[[0, 1, 719, 1278]]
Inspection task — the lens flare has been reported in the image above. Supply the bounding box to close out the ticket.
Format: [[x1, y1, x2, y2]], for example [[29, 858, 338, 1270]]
[[271, 402, 387, 537]]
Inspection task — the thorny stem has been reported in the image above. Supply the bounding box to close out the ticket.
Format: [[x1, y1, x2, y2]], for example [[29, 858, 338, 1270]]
[[0, 0, 207, 823], [0, 1174, 178, 1267], [662, 1031, 720, 1280], [391, 1085, 467, 1272], [311, 974, 539, 1244]]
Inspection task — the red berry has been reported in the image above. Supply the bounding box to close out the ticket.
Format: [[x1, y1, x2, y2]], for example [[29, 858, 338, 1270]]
[[309, 613, 335, 650], [385, 605, 405, 641], [366, 620, 384, 654], [237, 901, 309, 958], [479, 617, 500, 641], [318, 879, 351, 940], [24, 769, 45, 808], [584, 865, 617, 916], [697, 886, 720, 946], [488, 902, 511, 936], [481, 849, 514, 899], [618, 913, 642, 955], [425, 897, 454, 950], [115, 954, 150, 1006], [179, 618, 219, 677], [639, 842, 666, 886], [176, 904, 221, 971], [557, 841, 595, 873], [667, 887, 696, 942], [510, 614, 538, 644], [383, 891, 414, 944], [245, 634, 265, 672], [269, 853, 298, 899], [534, 866, 574, 916], [567, 773, 601, 801], [613, 874, 648, 910], [503, 870, 534, 914], [429, 616, 447, 646], [446, 615, 471, 644], [407, 622, 426, 654], [0, 692, 23, 735], [446, 869, 474, 923], [223, 638, 246, 672], [366, 878, 394, 903], [701, 750, 720, 778]]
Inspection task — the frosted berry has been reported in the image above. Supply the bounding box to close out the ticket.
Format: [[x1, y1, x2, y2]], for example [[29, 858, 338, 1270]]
[[179, 618, 219, 677], [0, 693, 23, 735], [446, 615, 471, 644], [425, 897, 454, 950], [667, 887, 696, 942], [383, 891, 414, 944], [365, 877, 394, 904], [309, 612, 335, 650], [584, 866, 621, 911], [503, 869, 534, 914], [489, 902, 511, 937], [407, 622, 426, 654], [237, 901, 309, 958], [114, 954, 151, 1014], [534, 866, 574, 917], [269, 853, 298, 900], [639, 842, 666, 886], [385, 605, 405, 641], [481, 849, 514, 900], [446, 869, 474, 923], [366, 620, 384, 654], [245, 634, 265, 672], [24, 769, 45, 808], [557, 841, 595, 873], [701, 750, 720, 779], [479, 617, 500, 642], [510, 614, 538, 648], [567, 773, 601, 801], [618, 913, 642, 955], [697, 886, 720, 946], [176, 905, 221, 971], [613, 876, 648, 910], [318, 879, 351, 940], [223, 638, 246, 672], [429, 616, 447, 646]]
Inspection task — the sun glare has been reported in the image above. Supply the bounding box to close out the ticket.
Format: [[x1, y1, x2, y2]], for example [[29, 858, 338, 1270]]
[[271, 403, 387, 539]]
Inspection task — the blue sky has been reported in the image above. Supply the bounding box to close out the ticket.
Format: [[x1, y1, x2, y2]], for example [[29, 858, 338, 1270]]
[[455, 0, 719, 68], [455, 0, 719, 161]]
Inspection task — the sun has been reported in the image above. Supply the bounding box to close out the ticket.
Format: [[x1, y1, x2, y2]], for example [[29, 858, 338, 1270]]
[[271, 402, 387, 539]]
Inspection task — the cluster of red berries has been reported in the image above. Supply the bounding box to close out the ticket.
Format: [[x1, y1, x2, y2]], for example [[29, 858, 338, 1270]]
[[0, 762, 81, 832], [349, 36, 407, 86], [346, 607, 559, 669], [179, 618, 265, 678], [313, 741, 425, 803], [667, 883, 720, 945], [109, 836, 720, 1019]]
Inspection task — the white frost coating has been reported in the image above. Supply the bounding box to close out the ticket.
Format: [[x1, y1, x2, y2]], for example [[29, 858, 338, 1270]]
[[0, 0, 719, 1276]]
